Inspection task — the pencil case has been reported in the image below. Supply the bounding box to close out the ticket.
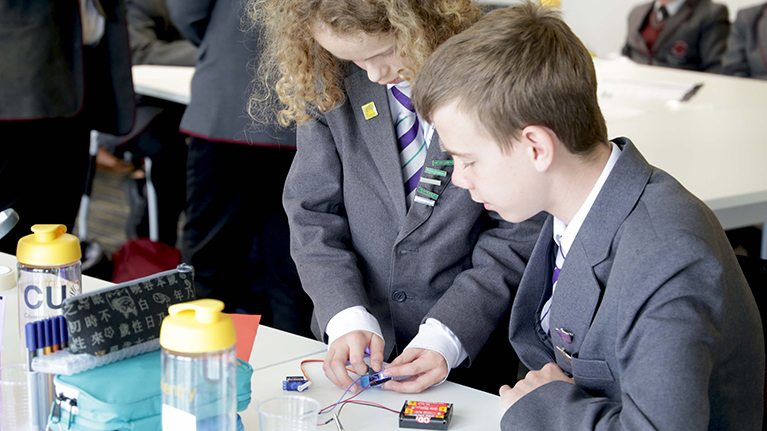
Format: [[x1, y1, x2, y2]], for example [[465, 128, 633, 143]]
[[61, 264, 195, 356], [48, 350, 253, 431]]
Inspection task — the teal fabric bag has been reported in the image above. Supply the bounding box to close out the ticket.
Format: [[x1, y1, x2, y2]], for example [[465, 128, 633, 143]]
[[48, 350, 253, 431]]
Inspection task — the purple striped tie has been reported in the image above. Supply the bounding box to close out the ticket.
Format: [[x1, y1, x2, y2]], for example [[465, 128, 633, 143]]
[[391, 86, 426, 207], [540, 238, 565, 335]]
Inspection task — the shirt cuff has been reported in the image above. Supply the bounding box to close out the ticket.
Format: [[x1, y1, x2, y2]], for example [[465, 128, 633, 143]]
[[325, 306, 384, 347], [404, 318, 468, 385]]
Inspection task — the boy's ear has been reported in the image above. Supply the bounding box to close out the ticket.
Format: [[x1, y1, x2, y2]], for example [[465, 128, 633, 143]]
[[521, 125, 555, 173]]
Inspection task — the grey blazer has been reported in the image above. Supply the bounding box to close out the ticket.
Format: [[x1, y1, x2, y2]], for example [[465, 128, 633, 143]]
[[0, 0, 135, 135], [283, 65, 544, 362], [167, 0, 295, 146], [622, 0, 730, 72], [502, 138, 764, 430], [721, 3, 767, 80]]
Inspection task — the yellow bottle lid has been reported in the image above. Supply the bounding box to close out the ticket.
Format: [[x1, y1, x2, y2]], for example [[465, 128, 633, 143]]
[[16, 225, 81, 266], [160, 299, 236, 353]]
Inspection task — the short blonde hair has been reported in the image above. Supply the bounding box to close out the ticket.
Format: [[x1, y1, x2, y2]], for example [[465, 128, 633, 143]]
[[247, 0, 481, 126], [412, 1, 607, 155]]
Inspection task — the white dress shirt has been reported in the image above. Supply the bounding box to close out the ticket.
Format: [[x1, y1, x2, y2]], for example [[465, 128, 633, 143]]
[[654, 0, 686, 21]]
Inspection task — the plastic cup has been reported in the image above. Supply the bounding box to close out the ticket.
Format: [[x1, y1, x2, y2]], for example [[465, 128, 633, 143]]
[[256, 395, 320, 431], [0, 363, 30, 431]]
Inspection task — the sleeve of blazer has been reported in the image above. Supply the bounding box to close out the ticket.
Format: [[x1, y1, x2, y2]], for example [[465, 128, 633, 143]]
[[283, 115, 372, 340], [426, 212, 545, 362], [500, 234, 741, 430], [699, 4, 731, 73], [721, 8, 751, 76], [126, 0, 197, 66], [166, 0, 214, 46]]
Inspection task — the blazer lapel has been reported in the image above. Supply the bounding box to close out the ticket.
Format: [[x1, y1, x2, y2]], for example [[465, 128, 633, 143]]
[[509, 216, 557, 371], [395, 132, 453, 242], [548, 138, 653, 373], [630, 2, 655, 55], [345, 70, 408, 220]]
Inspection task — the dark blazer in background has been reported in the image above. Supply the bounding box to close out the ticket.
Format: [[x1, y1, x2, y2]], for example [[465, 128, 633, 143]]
[[126, 0, 197, 66], [167, 0, 291, 145], [622, 0, 730, 72], [284, 64, 545, 392], [721, 3, 767, 79], [167, 0, 307, 336], [0, 0, 135, 133], [502, 138, 764, 430], [0, 0, 135, 254]]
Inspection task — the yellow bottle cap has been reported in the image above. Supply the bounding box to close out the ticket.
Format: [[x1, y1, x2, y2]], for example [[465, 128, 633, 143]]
[[16, 225, 81, 266], [160, 299, 236, 353]]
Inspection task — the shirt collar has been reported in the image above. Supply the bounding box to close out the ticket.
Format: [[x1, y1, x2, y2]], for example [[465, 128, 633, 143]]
[[552, 142, 622, 257], [655, 0, 686, 18]]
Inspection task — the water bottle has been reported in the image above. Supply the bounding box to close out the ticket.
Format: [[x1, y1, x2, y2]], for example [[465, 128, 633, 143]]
[[160, 299, 236, 431], [16, 225, 81, 342]]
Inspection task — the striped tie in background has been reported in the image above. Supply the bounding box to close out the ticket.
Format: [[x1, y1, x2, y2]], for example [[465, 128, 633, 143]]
[[391, 86, 427, 207]]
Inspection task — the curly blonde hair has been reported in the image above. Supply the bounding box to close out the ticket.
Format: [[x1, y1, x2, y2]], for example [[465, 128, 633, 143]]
[[247, 0, 482, 126]]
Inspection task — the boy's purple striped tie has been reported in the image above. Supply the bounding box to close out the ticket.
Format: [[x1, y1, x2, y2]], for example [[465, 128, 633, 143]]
[[540, 237, 566, 335], [391, 86, 427, 207]]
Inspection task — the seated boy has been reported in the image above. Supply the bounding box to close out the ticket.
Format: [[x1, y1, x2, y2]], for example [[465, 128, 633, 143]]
[[411, 2, 764, 429], [721, 2, 767, 80], [622, 0, 730, 72]]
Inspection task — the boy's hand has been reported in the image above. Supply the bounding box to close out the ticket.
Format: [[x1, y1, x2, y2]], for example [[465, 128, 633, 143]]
[[499, 362, 574, 409], [381, 348, 448, 393], [324, 330, 384, 392]]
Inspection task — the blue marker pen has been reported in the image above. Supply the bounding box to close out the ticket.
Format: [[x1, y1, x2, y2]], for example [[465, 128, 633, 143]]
[[52, 318, 61, 353], [35, 321, 44, 358], [43, 319, 52, 355], [57, 315, 68, 349]]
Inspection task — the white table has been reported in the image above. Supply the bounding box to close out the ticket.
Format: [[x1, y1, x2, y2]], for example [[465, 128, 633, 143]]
[[132, 65, 193, 105], [595, 58, 767, 258], [239, 352, 504, 431], [132, 60, 767, 258]]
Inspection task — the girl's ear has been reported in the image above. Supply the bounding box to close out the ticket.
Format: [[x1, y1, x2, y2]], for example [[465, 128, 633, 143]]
[[520, 125, 555, 173]]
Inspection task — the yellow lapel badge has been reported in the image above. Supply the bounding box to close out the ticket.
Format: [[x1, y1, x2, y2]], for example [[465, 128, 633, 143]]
[[362, 102, 378, 120]]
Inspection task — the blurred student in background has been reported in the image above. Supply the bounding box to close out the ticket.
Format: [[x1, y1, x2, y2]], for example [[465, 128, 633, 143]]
[[623, 0, 730, 72], [167, 0, 311, 336], [0, 0, 135, 254], [722, 2, 767, 79], [98, 0, 196, 247]]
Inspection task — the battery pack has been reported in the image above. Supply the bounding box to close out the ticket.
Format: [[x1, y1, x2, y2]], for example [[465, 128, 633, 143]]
[[398, 400, 453, 430]]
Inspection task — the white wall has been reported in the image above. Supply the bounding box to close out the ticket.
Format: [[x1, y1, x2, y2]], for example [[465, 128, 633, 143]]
[[483, 0, 760, 58]]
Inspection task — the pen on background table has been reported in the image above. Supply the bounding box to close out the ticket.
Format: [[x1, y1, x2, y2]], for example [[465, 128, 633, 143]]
[[25, 323, 40, 430], [681, 83, 703, 102]]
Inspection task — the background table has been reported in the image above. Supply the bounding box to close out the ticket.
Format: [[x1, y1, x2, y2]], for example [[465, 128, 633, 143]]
[[596, 58, 767, 258]]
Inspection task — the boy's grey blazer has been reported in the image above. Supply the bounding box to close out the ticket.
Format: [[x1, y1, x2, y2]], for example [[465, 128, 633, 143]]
[[622, 0, 730, 72], [722, 3, 767, 80], [502, 138, 764, 430], [283, 65, 543, 362]]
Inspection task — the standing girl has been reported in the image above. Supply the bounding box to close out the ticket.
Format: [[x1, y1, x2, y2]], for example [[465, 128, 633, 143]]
[[249, 0, 543, 394]]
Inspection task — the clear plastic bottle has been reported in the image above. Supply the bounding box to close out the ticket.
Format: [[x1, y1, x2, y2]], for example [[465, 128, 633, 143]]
[[160, 299, 236, 431], [16, 225, 81, 344]]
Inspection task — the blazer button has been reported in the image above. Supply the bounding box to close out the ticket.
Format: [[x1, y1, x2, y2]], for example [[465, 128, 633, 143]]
[[392, 290, 407, 302]]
